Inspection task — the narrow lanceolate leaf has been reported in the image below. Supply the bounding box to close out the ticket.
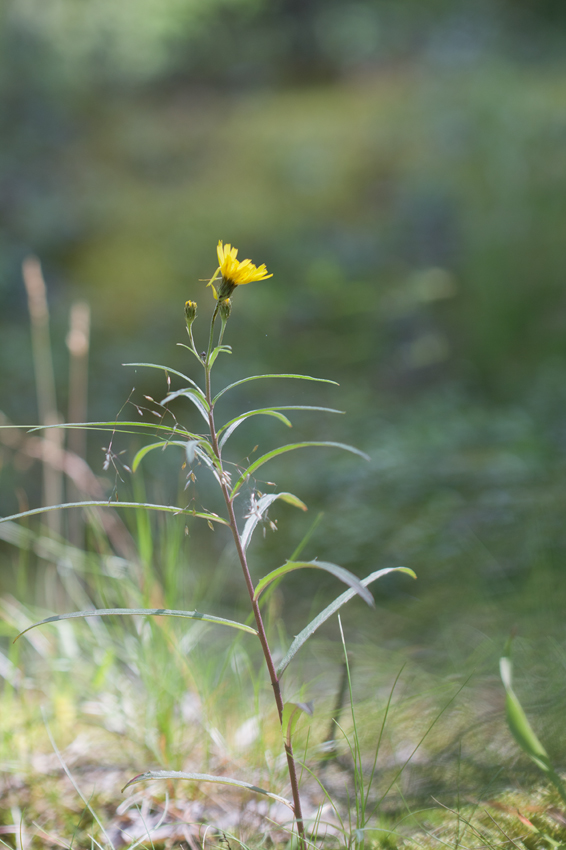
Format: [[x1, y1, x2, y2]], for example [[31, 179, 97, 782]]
[[500, 655, 552, 774], [0, 502, 229, 527], [26, 421, 197, 438], [213, 373, 339, 404], [132, 440, 192, 473], [231, 442, 370, 498], [122, 771, 292, 807], [240, 492, 308, 552], [218, 405, 343, 450], [132, 439, 213, 473], [219, 410, 292, 450], [254, 560, 375, 608], [209, 345, 232, 368], [124, 362, 204, 393], [282, 701, 314, 747], [161, 388, 210, 423], [277, 567, 416, 677], [15, 608, 258, 642]]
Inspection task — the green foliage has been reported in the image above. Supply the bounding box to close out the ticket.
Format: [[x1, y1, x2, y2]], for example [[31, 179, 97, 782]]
[[254, 560, 375, 607], [500, 640, 566, 804], [1, 275, 412, 845]]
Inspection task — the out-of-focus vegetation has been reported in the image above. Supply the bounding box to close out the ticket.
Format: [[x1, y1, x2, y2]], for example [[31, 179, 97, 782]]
[[2, 1, 566, 842]]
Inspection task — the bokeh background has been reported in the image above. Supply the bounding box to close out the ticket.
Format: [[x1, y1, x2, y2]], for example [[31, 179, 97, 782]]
[[2, 0, 566, 802]]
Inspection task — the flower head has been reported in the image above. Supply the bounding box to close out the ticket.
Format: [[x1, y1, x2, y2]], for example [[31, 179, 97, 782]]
[[208, 241, 272, 300], [185, 300, 197, 328], [219, 298, 232, 321]]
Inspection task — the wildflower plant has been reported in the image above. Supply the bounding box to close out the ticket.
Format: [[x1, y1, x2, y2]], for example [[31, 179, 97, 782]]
[[6, 240, 415, 846]]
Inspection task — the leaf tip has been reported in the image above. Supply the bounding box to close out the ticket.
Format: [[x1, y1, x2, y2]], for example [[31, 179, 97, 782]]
[[121, 773, 143, 792]]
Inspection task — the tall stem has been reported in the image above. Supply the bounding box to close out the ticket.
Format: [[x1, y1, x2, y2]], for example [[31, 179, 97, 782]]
[[202, 328, 306, 846]]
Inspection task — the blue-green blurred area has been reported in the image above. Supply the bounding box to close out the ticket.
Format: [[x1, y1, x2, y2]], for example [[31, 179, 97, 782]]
[[2, 0, 566, 656]]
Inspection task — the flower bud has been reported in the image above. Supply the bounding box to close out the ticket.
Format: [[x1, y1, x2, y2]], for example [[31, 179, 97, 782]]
[[185, 300, 197, 329], [219, 298, 232, 321]]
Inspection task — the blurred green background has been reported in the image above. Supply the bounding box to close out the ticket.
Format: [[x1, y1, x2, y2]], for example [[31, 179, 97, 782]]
[[2, 0, 566, 789]]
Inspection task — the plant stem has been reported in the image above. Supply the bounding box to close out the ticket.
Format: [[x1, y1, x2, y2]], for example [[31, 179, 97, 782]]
[[206, 303, 220, 365], [203, 314, 306, 846]]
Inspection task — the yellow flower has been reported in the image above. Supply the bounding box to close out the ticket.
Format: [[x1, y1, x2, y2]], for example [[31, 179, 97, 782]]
[[208, 241, 273, 300]]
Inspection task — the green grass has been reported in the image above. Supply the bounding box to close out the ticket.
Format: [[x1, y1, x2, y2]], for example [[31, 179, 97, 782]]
[[1, 521, 564, 850], [4, 382, 566, 847]]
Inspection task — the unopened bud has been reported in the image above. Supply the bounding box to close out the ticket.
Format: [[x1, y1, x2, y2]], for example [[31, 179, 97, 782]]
[[219, 298, 232, 321], [185, 300, 197, 328]]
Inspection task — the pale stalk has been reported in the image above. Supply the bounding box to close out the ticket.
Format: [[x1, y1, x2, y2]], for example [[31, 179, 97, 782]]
[[202, 308, 306, 846]]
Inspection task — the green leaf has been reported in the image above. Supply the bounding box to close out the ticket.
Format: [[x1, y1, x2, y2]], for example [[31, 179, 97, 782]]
[[230, 442, 370, 498], [277, 567, 416, 677], [122, 771, 292, 807], [131, 438, 213, 473], [124, 362, 204, 393], [240, 492, 308, 551], [219, 410, 292, 449], [282, 701, 314, 747], [132, 440, 187, 473], [254, 560, 375, 608], [176, 343, 205, 365], [218, 405, 343, 450], [15, 608, 258, 642], [25, 421, 197, 438], [161, 388, 210, 422], [0, 501, 229, 527], [499, 654, 552, 774], [213, 373, 339, 404], [209, 345, 232, 368]]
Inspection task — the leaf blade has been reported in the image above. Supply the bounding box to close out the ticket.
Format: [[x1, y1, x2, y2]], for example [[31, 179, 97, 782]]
[[132, 440, 189, 473], [122, 771, 292, 807], [24, 421, 199, 438], [240, 492, 308, 552], [254, 560, 375, 608], [0, 501, 229, 527], [218, 405, 343, 450], [213, 373, 339, 405], [123, 362, 203, 393], [14, 607, 258, 641], [277, 567, 416, 677], [209, 345, 232, 368], [161, 388, 210, 422], [499, 654, 552, 773], [230, 442, 370, 498]]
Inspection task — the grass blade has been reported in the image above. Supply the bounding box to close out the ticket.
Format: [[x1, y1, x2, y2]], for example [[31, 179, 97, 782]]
[[230, 441, 370, 498], [122, 771, 292, 808], [213, 373, 339, 404], [499, 647, 566, 800], [15, 607, 259, 641], [277, 567, 416, 676], [254, 559, 375, 607], [0, 501, 229, 526], [42, 709, 116, 850]]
